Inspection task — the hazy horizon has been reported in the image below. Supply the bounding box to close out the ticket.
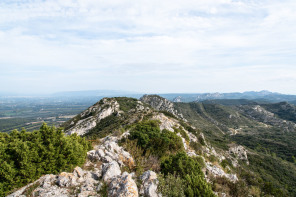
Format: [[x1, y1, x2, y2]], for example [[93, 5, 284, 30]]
[[1, 89, 296, 97], [1, 1, 296, 94]]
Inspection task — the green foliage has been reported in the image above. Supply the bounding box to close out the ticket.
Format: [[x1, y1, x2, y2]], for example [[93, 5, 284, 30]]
[[128, 120, 184, 158], [85, 113, 125, 139], [161, 152, 203, 178], [231, 131, 296, 163], [157, 173, 186, 197], [208, 155, 218, 163], [198, 135, 206, 146], [159, 111, 177, 119], [189, 141, 203, 155], [293, 156, 296, 164], [261, 102, 296, 124], [174, 126, 190, 142], [175, 100, 296, 196], [160, 152, 214, 197], [179, 121, 200, 137], [120, 139, 160, 176], [212, 177, 249, 197], [99, 182, 108, 197], [115, 97, 138, 112], [183, 173, 215, 197], [220, 159, 233, 169], [0, 123, 91, 196], [246, 154, 294, 196]]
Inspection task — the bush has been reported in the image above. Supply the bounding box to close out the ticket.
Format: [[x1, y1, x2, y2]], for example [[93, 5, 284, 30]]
[[158, 173, 185, 197], [120, 139, 160, 176], [161, 152, 203, 178], [0, 123, 91, 196], [189, 141, 203, 155], [160, 152, 215, 197], [174, 126, 190, 142], [128, 120, 184, 158]]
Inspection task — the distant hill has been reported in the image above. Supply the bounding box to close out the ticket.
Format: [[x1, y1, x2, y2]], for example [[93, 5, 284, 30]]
[[160, 90, 296, 103], [51, 89, 143, 98], [201, 99, 258, 106]]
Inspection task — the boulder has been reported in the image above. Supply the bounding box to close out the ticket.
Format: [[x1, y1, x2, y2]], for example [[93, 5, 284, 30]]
[[140, 171, 159, 197], [102, 161, 121, 183], [87, 136, 134, 167], [56, 172, 78, 187], [108, 172, 139, 197], [73, 166, 84, 178]]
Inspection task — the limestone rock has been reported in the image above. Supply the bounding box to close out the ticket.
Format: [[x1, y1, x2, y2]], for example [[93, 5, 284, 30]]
[[66, 98, 120, 136], [229, 145, 249, 165], [57, 172, 78, 187], [8, 165, 102, 197], [87, 136, 134, 167], [205, 162, 238, 182], [102, 161, 121, 183], [108, 172, 139, 197], [140, 171, 159, 197], [151, 113, 179, 132], [73, 166, 85, 178], [140, 95, 186, 121]]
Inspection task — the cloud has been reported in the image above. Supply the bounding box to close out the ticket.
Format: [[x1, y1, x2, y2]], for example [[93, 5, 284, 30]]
[[0, 0, 296, 94]]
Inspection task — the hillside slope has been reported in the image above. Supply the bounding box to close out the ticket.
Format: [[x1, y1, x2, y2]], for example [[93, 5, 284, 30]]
[[7, 96, 296, 197]]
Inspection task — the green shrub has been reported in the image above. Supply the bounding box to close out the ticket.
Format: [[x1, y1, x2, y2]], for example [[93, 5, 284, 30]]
[[183, 173, 215, 197], [120, 139, 160, 176], [0, 123, 91, 196], [128, 120, 184, 158], [174, 126, 190, 142], [115, 97, 138, 112], [220, 159, 233, 169], [161, 152, 203, 178], [208, 155, 218, 163], [189, 141, 203, 155], [157, 173, 185, 197], [160, 152, 215, 197]]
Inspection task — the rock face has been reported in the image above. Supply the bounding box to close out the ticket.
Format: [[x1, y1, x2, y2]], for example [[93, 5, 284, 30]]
[[65, 98, 120, 136], [87, 136, 135, 167], [229, 145, 249, 165], [108, 172, 139, 197], [205, 162, 238, 183], [238, 105, 296, 132], [151, 113, 179, 132], [140, 171, 159, 197], [7, 167, 102, 197], [140, 95, 186, 121], [102, 161, 122, 183]]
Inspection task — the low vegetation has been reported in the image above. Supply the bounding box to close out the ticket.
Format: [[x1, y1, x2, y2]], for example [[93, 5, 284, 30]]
[[128, 120, 184, 158], [160, 152, 215, 197], [121, 120, 215, 196], [0, 124, 91, 196]]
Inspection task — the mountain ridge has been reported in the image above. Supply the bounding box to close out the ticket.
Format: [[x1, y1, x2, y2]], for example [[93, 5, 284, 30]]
[[4, 95, 296, 196]]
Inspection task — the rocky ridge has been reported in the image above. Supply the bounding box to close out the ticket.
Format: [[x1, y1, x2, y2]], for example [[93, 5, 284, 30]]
[[65, 98, 120, 136], [238, 105, 296, 132], [8, 96, 250, 197], [140, 95, 186, 121]]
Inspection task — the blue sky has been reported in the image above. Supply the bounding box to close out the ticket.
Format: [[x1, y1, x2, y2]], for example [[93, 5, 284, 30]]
[[0, 0, 296, 94]]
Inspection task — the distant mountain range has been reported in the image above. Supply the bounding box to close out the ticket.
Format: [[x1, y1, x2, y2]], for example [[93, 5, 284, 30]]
[[51, 90, 142, 98], [160, 90, 296, 103], [1, 90, 296, 105]]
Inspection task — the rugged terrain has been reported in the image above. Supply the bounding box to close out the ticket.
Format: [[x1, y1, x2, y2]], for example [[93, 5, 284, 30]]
[[6, 95, 296, 196]]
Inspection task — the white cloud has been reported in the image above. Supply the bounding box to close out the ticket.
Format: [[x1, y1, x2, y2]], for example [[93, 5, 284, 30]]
[[0, 0, 296, 94]]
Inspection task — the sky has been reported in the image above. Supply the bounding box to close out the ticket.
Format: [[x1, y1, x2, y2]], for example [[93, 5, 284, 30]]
[[0, 0, 296, 95]]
